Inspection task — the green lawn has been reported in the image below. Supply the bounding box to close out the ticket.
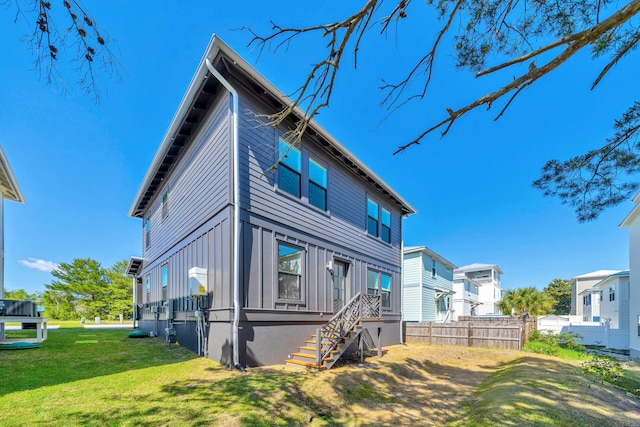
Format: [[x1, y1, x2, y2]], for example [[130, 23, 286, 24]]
[[1, 329, 638, 426]]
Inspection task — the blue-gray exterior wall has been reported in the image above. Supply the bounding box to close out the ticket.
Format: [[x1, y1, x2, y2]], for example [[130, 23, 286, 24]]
[[136, 81, 405, 367]]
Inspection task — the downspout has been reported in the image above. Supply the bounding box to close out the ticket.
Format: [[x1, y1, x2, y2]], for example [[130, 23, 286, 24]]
[[205, 59, 245, 371]]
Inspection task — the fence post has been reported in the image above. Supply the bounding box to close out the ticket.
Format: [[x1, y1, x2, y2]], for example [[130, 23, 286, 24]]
[[429, 322, 432, 345], [467, 323, 472, 347]]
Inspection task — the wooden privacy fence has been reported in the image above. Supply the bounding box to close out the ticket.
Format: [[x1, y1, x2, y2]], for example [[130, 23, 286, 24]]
[[404, 316, 537, 351]]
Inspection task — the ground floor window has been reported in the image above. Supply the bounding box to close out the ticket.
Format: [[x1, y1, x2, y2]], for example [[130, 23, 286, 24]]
[[278, 243, 303, 301], [367, 269, 391, 308]]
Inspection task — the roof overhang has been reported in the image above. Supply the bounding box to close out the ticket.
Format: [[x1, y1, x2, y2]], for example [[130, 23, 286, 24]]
[[129, 35, 416, 219], [126, 257, 144, 276], [620, 191, 640, 228], [0, 146, 25, 203], [404, 246, 457, 270]]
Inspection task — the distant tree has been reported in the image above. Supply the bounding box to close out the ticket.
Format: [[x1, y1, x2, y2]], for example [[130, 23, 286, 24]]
[[543, 279, 572, 315], [4, 288, 34, 300], [105, 260, 133, 321], [498, 287, 554, 316], [4, 0, 119, 102], [248, 0, 640, 221], [42, 258, 131, 320]]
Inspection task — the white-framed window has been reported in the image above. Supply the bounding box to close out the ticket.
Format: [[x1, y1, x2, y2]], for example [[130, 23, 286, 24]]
[[609, 285, 615, 301], [367, 199, 379, 237], [431, 259, 437, 278], [278, 243, 303, 301], [309, 157, 327, 210], [278, 139, 302, 198]]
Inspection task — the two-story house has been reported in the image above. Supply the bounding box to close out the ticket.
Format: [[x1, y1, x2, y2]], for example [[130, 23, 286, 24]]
[[621, 193, 640, 358], [454, 263, 503, 315], [402, 246, 456, 323], [452, 271, 481, 320], [568, 270, 620, 318], [594, 270, 630, 331], [126, 36, 415, 369]]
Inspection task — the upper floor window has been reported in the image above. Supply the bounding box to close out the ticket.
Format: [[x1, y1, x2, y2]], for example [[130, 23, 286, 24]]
[[609, 285, 615, 301], [431, 259, 437, 278], [144, 217, 151, 249], [278, 243, 303, 301], [381, 208, 391, 243], [278, 139, 302, 198], [162, 191, 169, 219], [367, 199, 379, 237], [309, 158, 327, 210]]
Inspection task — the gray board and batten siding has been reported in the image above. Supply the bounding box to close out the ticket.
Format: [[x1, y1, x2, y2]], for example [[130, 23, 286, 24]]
[[130, 36, 415, 367]]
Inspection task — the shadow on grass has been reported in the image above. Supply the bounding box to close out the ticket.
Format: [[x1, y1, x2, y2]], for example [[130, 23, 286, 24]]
[[0, 328, 198, 396]]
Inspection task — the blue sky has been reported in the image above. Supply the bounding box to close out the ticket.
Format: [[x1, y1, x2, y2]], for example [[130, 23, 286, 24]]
[[1, 1, 635, 294]]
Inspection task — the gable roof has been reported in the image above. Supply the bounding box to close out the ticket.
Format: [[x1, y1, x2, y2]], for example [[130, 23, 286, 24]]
[[620, 191, 640, 227], [129, 35, 416, 219], [570, 270, 621, 280], [0, 146, 25, 203], [404, 246, 457, 270]]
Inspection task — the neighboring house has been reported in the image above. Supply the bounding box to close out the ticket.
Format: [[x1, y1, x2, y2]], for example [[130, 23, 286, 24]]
[[569, 270, 620, 318], [454, 263, 503, 315], [579, 286, 601, 322], [0, 145, 25, 299], [594, 270, 630, 331], [127, 36, 415, 369], [402, 246, 456, 323], [452, 271, 481, 320], [621, 193, 640, 358]]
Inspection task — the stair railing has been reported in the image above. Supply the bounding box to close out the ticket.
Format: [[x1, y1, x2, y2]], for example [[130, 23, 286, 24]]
[[315, 292, 381, 366]]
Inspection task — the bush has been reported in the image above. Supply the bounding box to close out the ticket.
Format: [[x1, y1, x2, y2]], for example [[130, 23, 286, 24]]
[[582, 355, 623, 384], [526, 330, 584, 355]]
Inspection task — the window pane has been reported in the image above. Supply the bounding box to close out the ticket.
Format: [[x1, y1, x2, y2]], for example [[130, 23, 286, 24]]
[[309, 158, 327, 187], [309, 182, 327, 210], [381, 225, 390, 243], [279, 245, 301, 274], [381, 208, 391, 227], [279, 139, 301, 171], [278, 273, 301, 300], [146, 276, 150, 293], [367, 217, 379, 237], [367, 199, 378, 219], [381, 274, 391, 291], [278, 165, 301, 197]]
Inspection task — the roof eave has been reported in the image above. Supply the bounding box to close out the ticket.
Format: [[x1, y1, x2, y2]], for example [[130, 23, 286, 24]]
[[0, 146, 25, 203]]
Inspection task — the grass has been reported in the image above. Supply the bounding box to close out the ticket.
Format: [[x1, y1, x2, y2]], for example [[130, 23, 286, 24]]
[[1, 329, 639, 426]]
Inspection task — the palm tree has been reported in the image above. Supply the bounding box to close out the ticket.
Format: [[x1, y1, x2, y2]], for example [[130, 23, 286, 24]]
[[498, 287, 553, 316]]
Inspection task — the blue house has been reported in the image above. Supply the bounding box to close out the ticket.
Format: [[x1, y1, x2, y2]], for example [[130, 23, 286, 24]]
[[402, 246, 456, 323]]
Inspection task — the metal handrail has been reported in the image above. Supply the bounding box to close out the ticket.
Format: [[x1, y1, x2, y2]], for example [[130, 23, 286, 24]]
[[315, 292, 381, 366]]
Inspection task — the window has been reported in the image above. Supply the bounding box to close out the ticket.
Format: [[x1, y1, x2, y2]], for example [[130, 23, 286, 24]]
[[367, 270, 379, 295], [161, 265, 168, 301], [309, 158, 327, 210], [145, 276, 150, 293], [278, 139, 302, 197], [381, 208, 391, 243], [162, 191, 168, 219], [609, 285, 615, 301], [367, 269, 391, 308], [637, 315, 640, 337], [380, 273, 391, 308], [367, 199, 379, 237], [431, 259, 437, 278], [278, 244, 302, 300], [144, 216, 151, 248]]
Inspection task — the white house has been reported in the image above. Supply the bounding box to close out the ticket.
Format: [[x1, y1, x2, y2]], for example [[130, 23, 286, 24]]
[[402, 246, 456, 323], [569, 270, 620, 318], [452, 271, 481, 320], [620, 194, 640, 359], [594, 270, 630, 331], [454, 263, 503, 315]]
